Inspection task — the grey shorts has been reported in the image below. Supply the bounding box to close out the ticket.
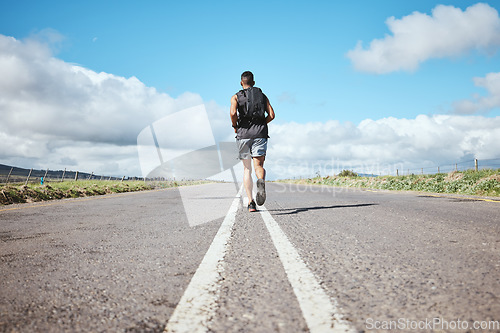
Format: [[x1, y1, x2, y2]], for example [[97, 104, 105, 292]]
[[237, 138, 268, 160]]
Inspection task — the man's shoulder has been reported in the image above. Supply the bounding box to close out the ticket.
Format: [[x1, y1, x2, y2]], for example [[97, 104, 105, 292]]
[[254, 87, 267, 97]]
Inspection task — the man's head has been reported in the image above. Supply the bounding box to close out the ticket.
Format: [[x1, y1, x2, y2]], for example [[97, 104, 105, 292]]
[[241, 71, 255, 88]]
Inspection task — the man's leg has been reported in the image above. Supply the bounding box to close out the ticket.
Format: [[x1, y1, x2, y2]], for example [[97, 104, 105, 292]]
[[253, 156, 266, 205], [253, 156, 266, 180], [242, 158, 254, 203]]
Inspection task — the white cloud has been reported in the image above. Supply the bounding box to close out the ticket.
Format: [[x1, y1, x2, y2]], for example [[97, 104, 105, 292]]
[[0, 33, 232, 176], [267, 115, 500, 178], [1, 33, 499, 180], [346, 3, 500, 74], [452, 72, 500, 114]]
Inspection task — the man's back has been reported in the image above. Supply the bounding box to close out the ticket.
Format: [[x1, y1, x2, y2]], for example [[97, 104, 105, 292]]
[[234, 86, 269, 140]]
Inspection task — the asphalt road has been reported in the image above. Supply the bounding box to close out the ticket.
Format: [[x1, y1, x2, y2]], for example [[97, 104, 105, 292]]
[[1, 183, 499, 332]]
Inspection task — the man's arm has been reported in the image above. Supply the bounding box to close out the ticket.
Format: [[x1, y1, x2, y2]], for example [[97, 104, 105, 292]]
[[266, 99, 275, 124], [230, 94, 239, 133]]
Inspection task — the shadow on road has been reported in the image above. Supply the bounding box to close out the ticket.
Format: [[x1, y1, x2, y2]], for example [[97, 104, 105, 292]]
[[269, 203, 377, 215]]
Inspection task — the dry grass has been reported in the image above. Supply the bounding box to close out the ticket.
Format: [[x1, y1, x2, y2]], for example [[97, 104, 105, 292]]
[[277, 169, 500, 197], [0, 180, 207, 205]]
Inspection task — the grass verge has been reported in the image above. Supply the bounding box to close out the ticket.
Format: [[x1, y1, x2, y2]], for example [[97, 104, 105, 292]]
[[0, 180, 209, 206], [277, 169, 500, 197]]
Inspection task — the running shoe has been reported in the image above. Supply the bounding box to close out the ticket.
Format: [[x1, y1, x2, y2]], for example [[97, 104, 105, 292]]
[[256, 179, 266, 206], [248, 200, 257, 212]]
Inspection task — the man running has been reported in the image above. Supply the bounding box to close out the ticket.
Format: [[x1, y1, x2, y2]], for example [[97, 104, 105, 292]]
[[230, 71, 275, 212]]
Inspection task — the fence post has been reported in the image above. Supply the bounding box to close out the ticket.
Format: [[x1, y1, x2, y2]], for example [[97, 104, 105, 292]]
[[43, 168, 49, 180], [25, 169, 33, 186], [438, 166, 440, 174], [121, 176, 125, 182], [396, 169, 399, 176], [75, 171, 79, 181], [474, 159, 478, 172], [61, 168, 66, 182], [5, 167, 13, 184], [455, 164, 458, 172], [88, 172, 94, 180]]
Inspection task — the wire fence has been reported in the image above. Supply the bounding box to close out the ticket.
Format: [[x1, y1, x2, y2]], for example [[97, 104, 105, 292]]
[[294, 158, 500, 179], [393, 158, 500, 176], [1, 157, 500, 185], [0, 166, 149, 186]]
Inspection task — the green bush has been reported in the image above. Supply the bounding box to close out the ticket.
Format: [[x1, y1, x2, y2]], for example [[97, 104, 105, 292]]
[[472, 179, 500, 196], [338, 170, 358, 177]]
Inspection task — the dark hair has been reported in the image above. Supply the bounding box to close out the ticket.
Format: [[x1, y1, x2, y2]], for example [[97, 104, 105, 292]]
[[241, 71, 254, 86]]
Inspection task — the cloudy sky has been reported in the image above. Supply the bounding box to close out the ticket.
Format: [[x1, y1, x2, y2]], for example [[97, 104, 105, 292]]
[[1, 1, 499, 179]]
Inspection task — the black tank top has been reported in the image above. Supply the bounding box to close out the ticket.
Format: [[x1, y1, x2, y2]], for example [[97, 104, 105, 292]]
[[236, 87, 269, 139]]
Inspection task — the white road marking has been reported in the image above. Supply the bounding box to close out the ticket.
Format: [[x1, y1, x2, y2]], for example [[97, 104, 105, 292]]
[[164, 186, 242, 333], [259, 206, 356, 333], [165, 184, 354, 333]]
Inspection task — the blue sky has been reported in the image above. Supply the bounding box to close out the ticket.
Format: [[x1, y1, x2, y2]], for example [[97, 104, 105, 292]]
[[1, 0, 500, 178], [3, 0, 498, 123]]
